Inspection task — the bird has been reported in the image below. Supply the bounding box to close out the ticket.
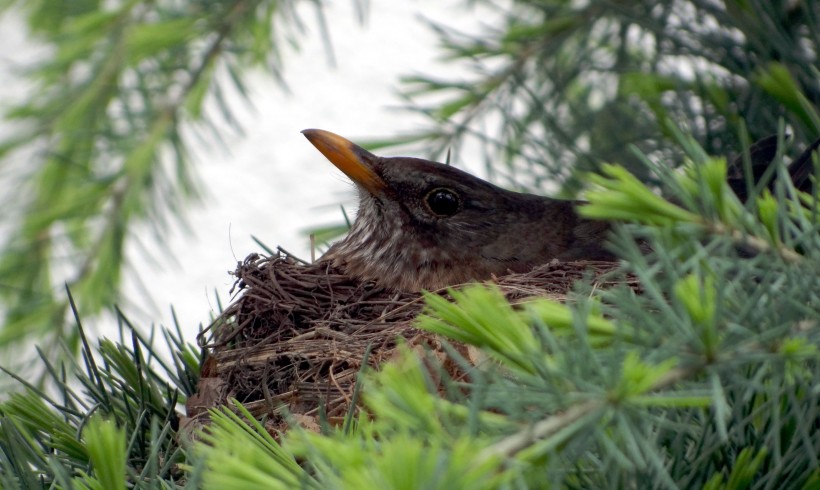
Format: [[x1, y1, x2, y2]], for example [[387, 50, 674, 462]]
[[302, 129, 819, 291], [301, 129, 614, 292], [302, 130, 819, 291]]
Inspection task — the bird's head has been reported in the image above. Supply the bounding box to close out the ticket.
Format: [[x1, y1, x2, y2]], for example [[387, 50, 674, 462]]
[[301, 128, 579, 291]]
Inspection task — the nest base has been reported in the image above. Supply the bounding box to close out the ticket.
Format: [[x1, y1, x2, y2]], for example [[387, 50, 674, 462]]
[[183, 251, 629, 435]]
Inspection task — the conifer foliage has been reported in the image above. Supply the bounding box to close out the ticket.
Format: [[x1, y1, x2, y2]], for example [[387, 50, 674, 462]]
[[0, 0, 818, 488]]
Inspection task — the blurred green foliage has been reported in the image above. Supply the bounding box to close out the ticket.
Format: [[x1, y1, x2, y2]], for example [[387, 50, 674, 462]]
[[0, 0, 344, 369], [385, 0, 818, 195]]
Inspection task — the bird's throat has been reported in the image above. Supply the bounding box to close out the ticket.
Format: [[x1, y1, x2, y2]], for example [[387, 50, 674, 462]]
[[321, 201, 469, 292]]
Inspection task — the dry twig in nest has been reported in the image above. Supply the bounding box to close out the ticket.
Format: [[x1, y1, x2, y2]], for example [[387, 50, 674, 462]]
[[184, 249, 631, 435]]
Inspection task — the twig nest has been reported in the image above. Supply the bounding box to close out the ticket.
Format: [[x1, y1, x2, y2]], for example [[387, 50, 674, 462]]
[[184, 249, 628, 436]]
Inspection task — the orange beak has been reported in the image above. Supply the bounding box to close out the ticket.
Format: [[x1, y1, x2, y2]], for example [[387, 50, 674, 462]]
[[302, 129, 386, 195]]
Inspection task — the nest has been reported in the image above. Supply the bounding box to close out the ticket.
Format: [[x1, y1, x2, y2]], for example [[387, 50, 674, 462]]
[[184, 249, 631, 435]]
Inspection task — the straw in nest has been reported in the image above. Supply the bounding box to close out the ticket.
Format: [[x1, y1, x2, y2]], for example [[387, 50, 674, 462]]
[[184, 249, 629, 435]]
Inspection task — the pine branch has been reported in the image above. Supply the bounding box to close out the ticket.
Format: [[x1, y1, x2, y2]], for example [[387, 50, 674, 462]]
[[0, 0, 340, 364]]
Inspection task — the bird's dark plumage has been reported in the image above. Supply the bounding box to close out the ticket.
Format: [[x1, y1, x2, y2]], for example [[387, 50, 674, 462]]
[[302, 129, 819, 291], [727, 134, 819, 201], [302, 129, 613, 291]]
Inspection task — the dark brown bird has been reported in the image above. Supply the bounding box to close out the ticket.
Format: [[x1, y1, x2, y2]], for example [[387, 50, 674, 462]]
[[302, 130, 816, 291], [302, 129, 613, 291]]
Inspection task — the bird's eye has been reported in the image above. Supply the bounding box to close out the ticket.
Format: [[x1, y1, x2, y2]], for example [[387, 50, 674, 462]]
[[424, 188, 460, 217]]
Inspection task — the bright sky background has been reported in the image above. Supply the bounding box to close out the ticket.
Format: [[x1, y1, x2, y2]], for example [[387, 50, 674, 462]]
[[1, 1, 490, 343]]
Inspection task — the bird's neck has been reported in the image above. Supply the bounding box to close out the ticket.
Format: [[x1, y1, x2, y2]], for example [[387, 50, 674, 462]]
[[322, 201, 458, 291], [322, 201, 399, 282]]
